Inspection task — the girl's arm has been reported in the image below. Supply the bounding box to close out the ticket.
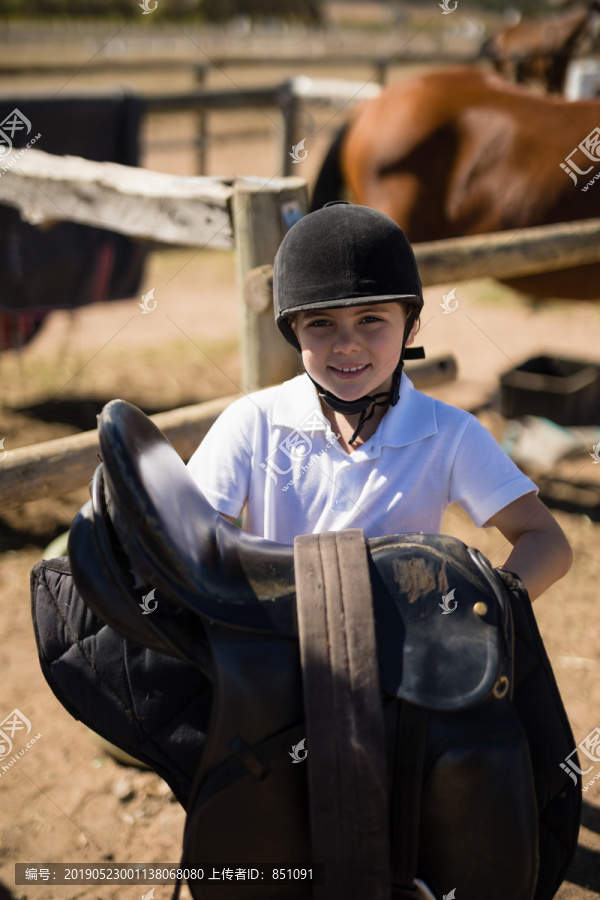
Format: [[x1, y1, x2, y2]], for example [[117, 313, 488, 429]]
[[483, 492, 573, 602]]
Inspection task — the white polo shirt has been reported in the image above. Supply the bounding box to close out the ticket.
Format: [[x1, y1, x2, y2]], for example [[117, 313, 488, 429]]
[[186, 373, 537, 544]]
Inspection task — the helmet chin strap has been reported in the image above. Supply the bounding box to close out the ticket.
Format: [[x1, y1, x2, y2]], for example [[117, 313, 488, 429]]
[[306, 311, 424, 446], [311, 377, 391, 447]]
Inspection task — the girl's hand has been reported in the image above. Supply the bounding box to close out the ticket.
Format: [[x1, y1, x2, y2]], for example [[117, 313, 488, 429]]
[[484, 492, 573, 602]]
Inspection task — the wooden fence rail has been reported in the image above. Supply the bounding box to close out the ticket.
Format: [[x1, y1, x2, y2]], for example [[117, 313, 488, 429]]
[[0, 148, 236, 248], [414, 218, 600, 285], [0, 394, 238, 510], [0, 52, 479, 81]]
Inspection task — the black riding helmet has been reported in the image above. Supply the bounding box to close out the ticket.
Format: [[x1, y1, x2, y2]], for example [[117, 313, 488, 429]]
[[273, 201, 425, 445]]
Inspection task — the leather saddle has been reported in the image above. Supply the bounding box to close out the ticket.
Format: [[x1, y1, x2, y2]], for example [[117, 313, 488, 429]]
[[32, 400, 581, 900]]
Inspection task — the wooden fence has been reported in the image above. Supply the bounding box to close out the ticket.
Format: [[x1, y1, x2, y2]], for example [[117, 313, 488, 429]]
[[2, 147, 600, 507], [0, 76, 382, 177], [141, 76, 383, 176], [0, 51, 478, 84]]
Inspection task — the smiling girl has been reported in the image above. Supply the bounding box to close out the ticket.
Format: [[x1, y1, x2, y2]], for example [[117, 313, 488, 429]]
[[187, 202, 572, 602]]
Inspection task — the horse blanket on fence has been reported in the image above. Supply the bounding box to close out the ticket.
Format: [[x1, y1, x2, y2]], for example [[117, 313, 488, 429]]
[[0, 93, 146, 350], [31, 399, 581, 900]]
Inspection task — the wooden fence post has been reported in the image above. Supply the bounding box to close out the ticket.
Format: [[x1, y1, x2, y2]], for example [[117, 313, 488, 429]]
[[234, 177, 308, 393], [280, 84, 304, 177], [374, 58, 388, 85], [195, 64, 209, 175]]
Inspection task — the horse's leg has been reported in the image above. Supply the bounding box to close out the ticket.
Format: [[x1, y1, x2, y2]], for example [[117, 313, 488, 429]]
[[515, 59, 528, 83], [310, 122, 350, 211], [549, 53, 570, 93]]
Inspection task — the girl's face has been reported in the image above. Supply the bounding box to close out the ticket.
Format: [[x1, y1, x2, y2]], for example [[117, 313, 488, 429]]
[[290, 302, 417, 401]]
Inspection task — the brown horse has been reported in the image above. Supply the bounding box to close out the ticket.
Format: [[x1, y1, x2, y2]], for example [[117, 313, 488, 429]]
[[311, 67, 600, 299], [480, 2, 600, 93]]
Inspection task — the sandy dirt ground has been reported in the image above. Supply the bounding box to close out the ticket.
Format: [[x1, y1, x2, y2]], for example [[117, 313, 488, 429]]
[[0, 26, 599, 900]]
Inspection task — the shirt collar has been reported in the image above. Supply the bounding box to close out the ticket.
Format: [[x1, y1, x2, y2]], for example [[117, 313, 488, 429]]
[[271, 374, 330, 431], [271, 372, 438, 447], [378, 373, 438, 447]]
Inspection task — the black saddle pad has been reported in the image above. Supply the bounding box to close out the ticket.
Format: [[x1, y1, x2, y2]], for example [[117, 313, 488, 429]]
[[31, 557, 212, 807]]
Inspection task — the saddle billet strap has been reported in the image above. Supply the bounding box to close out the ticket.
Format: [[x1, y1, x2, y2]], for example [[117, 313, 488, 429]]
[[391, 701, 429, 894], [293, 529, 390, 900]]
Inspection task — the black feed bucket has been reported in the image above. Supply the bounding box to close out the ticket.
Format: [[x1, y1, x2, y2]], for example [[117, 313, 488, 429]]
[[500, 355, 600, 426]]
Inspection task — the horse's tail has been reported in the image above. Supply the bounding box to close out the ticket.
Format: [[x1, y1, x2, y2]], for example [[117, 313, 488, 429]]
[[310, 121, 349, 212]]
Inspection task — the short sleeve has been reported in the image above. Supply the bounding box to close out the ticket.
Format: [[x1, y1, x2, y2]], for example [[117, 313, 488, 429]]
[[186, 398, 253, 519], [449, 414, 538, 527]]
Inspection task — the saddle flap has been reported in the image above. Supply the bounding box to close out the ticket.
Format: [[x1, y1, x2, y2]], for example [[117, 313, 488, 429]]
[[95, 399, 298, 635], [368, 535, 512, 711]]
